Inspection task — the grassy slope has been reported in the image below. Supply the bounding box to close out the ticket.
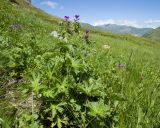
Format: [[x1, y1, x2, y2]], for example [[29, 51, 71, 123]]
[[0, 0, 160, 127]]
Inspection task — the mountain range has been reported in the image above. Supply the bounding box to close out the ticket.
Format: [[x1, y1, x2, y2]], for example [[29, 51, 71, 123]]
[[96, 24, 153, 36], [143, 27, 160, 41], [81, 23, 153, 36]]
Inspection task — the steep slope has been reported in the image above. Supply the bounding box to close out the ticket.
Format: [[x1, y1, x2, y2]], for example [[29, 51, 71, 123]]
[[0, 0, 160, 127], [96, 24, 153, 36], [8, 0, 61, 25], [143, 27, 160, 41]]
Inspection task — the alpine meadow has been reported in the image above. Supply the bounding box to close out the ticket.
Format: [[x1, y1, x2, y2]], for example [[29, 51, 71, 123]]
[[0, 0, 160, 128]]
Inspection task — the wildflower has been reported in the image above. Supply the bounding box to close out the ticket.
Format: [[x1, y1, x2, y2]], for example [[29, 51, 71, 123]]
[[84, 29, 91, 44], [92, 48, 97, 54], [58, 36, 68, 43], [85, 29, 91, 34], [38, 94, 42, 98], [59, 36, 63, 41], [9, 24, 21, 30], [50, 31, 59, 38], [75, 15, 80, 20], [102, 45, 111, 49], [64, 16, 70, 21], [117, 64, 126, 68], [64, 37, 68, 43], [140, 73, 144, 81]]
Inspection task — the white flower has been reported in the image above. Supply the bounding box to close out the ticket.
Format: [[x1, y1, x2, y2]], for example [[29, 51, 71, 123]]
[[92, 48, 97, 53], [38, 94, 42, 98], [64, 37, 68, 43], [59, 36, 63, 41], [50, 31, 58, 38], [102, 45, 111, 49], [50, 31, 68, 43]]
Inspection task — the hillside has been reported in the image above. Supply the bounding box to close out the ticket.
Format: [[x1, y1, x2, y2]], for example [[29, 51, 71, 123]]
[[143, 27, 160, 41], [81, 23, 102, 31], [0, 0, 160, 127], [81, 23, 157, 45], [96, 24, 153, 36]]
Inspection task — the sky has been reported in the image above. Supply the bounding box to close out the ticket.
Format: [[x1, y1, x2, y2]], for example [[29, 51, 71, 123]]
[[32, 0, 160, 28]]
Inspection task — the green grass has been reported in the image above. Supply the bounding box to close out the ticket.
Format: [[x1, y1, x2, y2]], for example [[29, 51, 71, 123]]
[[0, 0, 160, 127]]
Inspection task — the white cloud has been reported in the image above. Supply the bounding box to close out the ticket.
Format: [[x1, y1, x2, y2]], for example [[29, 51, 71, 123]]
[[93, 19, 160, 28], [40, 1, 58, 9]]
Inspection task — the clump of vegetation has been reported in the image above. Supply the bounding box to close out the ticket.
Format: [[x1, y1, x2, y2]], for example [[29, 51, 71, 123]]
[[0, 0, 160, 128]]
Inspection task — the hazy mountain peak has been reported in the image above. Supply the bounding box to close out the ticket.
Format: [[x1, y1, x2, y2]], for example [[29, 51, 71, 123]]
[[96, 24, 153, 36]]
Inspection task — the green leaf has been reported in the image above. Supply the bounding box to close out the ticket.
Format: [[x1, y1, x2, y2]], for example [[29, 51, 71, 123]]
[[56, 77, 69, 94], [87, 100, 110, 118], [0, 118, 3, 123], [78, 78, 104, 96], [30, 73, 44, 93], [46, 102, 67, 120], [57, 117, 62, 128], [43, 89, 55, 98]]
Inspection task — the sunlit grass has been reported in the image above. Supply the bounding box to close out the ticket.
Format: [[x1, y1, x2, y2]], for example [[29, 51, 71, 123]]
[[0, 0, 160, 127]]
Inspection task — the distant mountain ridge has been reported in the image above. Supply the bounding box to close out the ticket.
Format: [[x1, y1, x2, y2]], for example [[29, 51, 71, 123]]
[[81, 23, 102, 31], [96, 24, 153, 36], [81, 23, 153, 36], [143, 27, 160, 41]]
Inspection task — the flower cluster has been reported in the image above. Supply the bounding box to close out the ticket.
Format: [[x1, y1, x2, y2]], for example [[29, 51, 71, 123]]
[[64, 15, 80, 21], [51, 15, 91, 44], [102, 44, 111, 50], [50, 31, 68, 42]]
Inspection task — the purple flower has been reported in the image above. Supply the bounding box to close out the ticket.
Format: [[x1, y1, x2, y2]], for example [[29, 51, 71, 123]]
[[140, 74, 144, 81], [85, 29, 91, 33], [64, 16, 70, 21], [117, 64, 126, 68], [75, 15, 80, 20], [9, 24, 22, 30]]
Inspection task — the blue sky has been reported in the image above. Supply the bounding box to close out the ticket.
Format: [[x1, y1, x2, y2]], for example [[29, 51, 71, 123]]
[[32, 0, 160, 28]]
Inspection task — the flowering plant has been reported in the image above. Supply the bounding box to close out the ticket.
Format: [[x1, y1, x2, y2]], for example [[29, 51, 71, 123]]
[[52, 15, 91, 44], [64, 16, 70, 21], [84, 29, 91, 43]]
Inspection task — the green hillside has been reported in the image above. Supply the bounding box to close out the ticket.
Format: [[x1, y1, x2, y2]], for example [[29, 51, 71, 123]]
[[143, 27, 160, 41], [0, 0, 160, 127]]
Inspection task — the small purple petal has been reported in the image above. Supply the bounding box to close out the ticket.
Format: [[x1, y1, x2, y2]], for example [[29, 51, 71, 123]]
[[75, 15, 80, 20], [117, 64, 126, 68], [9, 24, 22, 30], [85, 29, 91, 33], [64, 16, 70, 20]]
